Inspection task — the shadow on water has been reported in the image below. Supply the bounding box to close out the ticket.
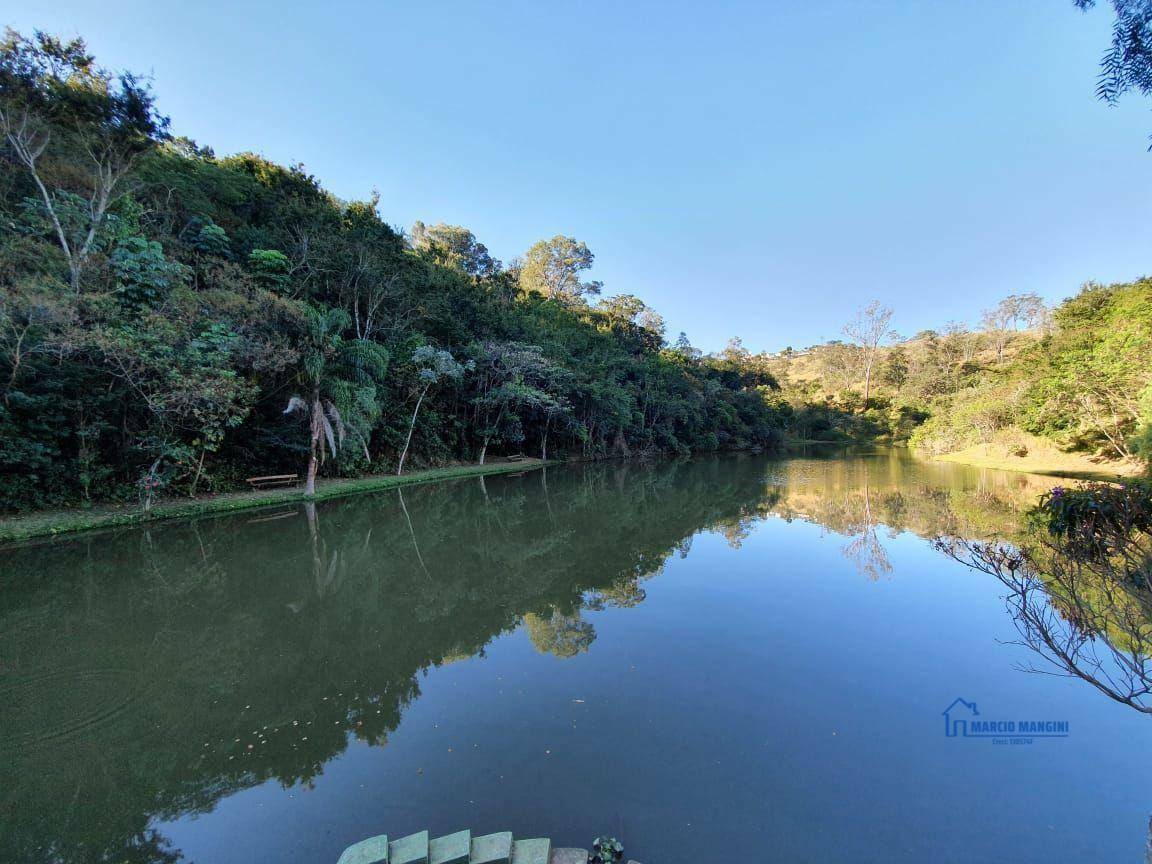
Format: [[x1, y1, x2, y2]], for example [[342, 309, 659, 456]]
[[0, 450, 1145, 862]]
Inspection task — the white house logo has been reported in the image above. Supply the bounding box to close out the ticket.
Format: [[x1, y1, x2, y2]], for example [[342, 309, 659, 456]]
[[942, 697, 1069, 744]]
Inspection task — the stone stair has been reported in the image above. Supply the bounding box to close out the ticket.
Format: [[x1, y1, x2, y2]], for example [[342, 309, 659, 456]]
[[336, 829, 642, 864]]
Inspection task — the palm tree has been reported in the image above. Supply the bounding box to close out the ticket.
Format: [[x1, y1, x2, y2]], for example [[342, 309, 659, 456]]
[[284, 306, 389, 496]]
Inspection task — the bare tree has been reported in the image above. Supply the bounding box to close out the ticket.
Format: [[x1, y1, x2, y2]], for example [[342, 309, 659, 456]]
[[981, 293, 1049, 363], [842, 485, 894, 581], [842, 301, 895, 403], [0, 31, 167, 292]]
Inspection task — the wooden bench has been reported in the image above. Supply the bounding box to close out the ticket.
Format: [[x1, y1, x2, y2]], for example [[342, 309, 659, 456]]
[[506, 454, 525, 462], [245, 474, 300, 490]]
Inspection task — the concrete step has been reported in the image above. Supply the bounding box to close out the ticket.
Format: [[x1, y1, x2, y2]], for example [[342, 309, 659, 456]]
[[337, 834, 389, 864], [470, 831, 513, 864], [430, 829, 471, 864], [390, 830, 430, 864], [548, 848, 588, 864], [336, 831, 621, 864], [511, 838, 551, 864]]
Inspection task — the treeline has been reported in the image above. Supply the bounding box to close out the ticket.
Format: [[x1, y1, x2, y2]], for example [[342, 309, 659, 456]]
[[768, 284, 1152, 470], [0, 31, 786, 511]]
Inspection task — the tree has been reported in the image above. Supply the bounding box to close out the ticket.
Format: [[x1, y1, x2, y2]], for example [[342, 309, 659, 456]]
[[597, 293, 666, 352], [841, 300, 895, 403], [410, 221, 499, 277], [248, 249, 292, 293], [879, 345, 909, 392], [396, 346, 468, 475], [0, 281, 72, 405], [518, 235, 602, 303], [324, 199, 406, 340], [91, 319, 256, 499], [941, 320, 977, 364], [672, 332, 702, 361], [1074, 1, 1152, 145], [0, 29, 168, 292], [1022, 281, 1152, 459], [284, 306, 389, 496], [468, 341, 561, 463], [981, 293, 1049, 362], [111, 236, 187, 306], [816, 341, 858, 396]]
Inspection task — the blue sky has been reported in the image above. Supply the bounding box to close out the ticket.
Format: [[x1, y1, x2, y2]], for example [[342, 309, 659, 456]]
[[14, 0, 1151, 351]]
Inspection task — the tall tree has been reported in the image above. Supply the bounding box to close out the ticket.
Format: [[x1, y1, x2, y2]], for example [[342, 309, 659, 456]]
[[0, 29, 168, 291], [410, 221, 499, 277], [284, 306, 389, 496], [518, 235, 602, 303], [396, 346, 468, 475], [468, 341, 561, 463], [981, 293, 1049, 362], [842, 301, 895, 403], [598, 293, 666, 352]]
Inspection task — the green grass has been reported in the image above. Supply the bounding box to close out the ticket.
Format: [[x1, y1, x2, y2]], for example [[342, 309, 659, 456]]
[[0, 460, 545, 546]]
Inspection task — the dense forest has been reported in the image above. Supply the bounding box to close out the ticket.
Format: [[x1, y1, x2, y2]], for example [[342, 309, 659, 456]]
[[0, 31, 786, 511], [1, 29, 1149, 514]]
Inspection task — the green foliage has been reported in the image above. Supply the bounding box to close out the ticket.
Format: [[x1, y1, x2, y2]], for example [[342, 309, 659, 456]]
[[1033, 480, 1152, 563], [591, 836, 625, 864], [1074, 2, 1152, 128], [247, 248, 292, 292], [191, 219, 230, 257], [111, 236, 186, 305], [410, 221, 498, 277], [519, 235, 602, 302], [1019, 279, 1152, 459]]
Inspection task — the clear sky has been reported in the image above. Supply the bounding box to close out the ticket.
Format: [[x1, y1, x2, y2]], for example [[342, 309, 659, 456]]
[[13, 0, 1151, 351]]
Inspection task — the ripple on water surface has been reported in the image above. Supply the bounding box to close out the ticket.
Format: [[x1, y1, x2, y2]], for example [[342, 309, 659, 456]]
[[0, 666, 144, 751]]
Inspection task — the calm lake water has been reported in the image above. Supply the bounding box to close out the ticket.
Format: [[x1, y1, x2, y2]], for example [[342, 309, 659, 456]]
[[3, 450, 1151, 863]]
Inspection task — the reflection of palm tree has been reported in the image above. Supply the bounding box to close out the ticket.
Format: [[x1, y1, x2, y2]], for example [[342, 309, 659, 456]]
[[298, 500, 342, 602]]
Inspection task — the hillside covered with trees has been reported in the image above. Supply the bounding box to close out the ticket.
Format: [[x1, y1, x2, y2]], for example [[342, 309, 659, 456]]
[[0, 31, 787, 511], [1, 29, 1149, 515], [767, 283, 1152, 475]]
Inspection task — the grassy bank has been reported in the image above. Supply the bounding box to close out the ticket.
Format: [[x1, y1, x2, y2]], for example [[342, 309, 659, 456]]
[[928, 441, 1142, 483], [0, 460, 545, 546]]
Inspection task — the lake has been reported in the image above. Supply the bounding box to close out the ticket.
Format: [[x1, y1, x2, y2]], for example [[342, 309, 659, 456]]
[[2, 450, 1150, 863]]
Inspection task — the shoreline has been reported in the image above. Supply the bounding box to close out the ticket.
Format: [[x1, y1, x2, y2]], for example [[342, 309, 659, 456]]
[[3, 444, 1143, 546], [0, 460, 545, 546], [925, 447, 1141, 484]]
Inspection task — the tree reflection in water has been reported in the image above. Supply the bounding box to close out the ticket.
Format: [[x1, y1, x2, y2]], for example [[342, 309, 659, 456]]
[[939, 523, 1152, 716], [0, 457, 780, 864], [0, 451, 1128, 864]]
